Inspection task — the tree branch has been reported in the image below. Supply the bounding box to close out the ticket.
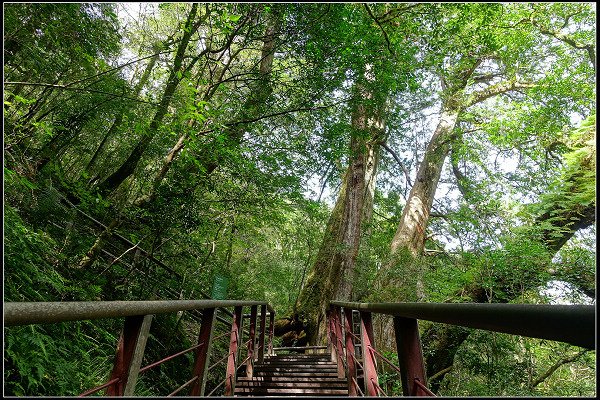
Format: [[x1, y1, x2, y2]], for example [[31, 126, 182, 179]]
[[64, 49, 174, 88], [194, 100, 347, 137], [363, 3, 395, 57], [428, 365, 453, 382], [380, 141, 413, 187], [3, 81, 159, 105], [530, 16, 596, 71], [465, 79, 537, 108], [530, 349, 590, 388]]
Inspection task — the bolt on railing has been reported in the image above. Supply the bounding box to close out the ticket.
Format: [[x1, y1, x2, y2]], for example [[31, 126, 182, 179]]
[[4, 300, 275, 397], [328, 301, 594, 397]]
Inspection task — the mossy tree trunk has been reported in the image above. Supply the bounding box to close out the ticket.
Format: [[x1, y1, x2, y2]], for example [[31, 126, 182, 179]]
[[85, 48, 161, 184], [97, 4, 202, 196], [424, 117, 596, 389], [295, 84, 384, 345]]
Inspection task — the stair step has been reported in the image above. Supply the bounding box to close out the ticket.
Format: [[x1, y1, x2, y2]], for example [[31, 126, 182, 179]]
[[262, 359, 332, 364], [261, 359, 334, 364], [254, 367, 337, 373], [236, 381, 347, 389], [259, 363, 336, 368], [252, 371, 341, 377], [238, 377, 347, 383], [234, 387, 348, 396], [266, 354, 331, 357], [265, 354, 331, 360], [236, 352, 347, 396], [255, 364, 337, 370]]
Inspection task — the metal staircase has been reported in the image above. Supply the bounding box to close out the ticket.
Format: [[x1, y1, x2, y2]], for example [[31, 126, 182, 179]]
[[235, 353, 348, 396], [5, 300, 593, 397]]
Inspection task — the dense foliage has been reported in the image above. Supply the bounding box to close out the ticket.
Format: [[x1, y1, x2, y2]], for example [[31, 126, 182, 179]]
[[4, 2, 595, 396]]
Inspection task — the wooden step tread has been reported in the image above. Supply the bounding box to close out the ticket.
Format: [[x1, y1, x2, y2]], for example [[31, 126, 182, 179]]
[[238, 376, 347, 383], [265, 354, 331, 360], [234, 387, 348, 395], [255, 365, 337, 371], [262, 360, 332, 364], [236, 381, 347, 389], [252, 371, 340, 377]]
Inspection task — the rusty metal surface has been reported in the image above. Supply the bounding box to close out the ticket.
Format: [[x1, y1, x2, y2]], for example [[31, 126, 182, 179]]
[[224, 306, 243, 396], [258, 305, 267, 363], [78, 377, 120, 397], [360, 311, 379, 396], [414, 377, 436, 396], [394, 316, 427, 396], [139, 342, 204, 374], [342, 307, 358, 396], [331, 301, 595, 349], [332, 307, 346, 379], [4, 300, 274, 326], [246, 305, 258, 378], [190, 307, 215, 396], [167, 376, 198, 397], [268, 312, 275, 356], [107, 315, 145, 395]]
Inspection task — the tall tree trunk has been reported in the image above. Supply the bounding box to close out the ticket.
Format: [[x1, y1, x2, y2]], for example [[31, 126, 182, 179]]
[[423, 122, 596, 389], [390, 108, 459, 258], [135, 5, 280, 207], [85, 51, 160, 181], [376, 59, 537, 302], [77, 6, 273, 270], [97, 4, 200, 196], [193, 5, 280, 178], [295, 85, 384, 345]]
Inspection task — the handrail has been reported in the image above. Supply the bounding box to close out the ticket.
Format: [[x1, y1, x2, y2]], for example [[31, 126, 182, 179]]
[[330, 301, 595, 349], [208, 353, 230, 372], [414, 378, 436, 396], [77, 378, 120, 397], [368, 345, 402, 374], [352, 377, 364, 396], [206, 376, 227, 397], [349, 350, 364, 370], [167, 376, 197, 397], [139, 342, 205, 373], [44, 193, 242, 327], [329, 301, 595, 397], [373, 379, 387, 396], [211, 331, 233, 343], [6, 299, 275, 397], [4, 300, 275, 326]]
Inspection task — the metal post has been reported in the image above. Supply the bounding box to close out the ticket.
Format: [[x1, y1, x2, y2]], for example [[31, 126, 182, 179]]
[[123, 314, 152, 396], [343, 308, 357, 396], [268, 311, 275, 356], [394, 316, 427, 396], [333, 306, 345, 378], [190, 308, 216, 396], [246, 305, 257, 377], [107, 314, 152, 396], [238, 313, 244, 364], [258, 305, 267, 363], [326, 308, 332, 357], [225, 306, 243, 396], [360, 311, 378, 396], [327, 308, 336, 363]]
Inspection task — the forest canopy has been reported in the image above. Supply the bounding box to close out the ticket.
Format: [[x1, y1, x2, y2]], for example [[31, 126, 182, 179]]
[[3, 2, 596, 397]]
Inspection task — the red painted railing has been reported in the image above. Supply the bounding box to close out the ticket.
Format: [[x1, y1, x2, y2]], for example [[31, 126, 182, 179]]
[[5, 300, 275, 396], [328, 301, 594, 397], [5, 300, 593, 397]]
